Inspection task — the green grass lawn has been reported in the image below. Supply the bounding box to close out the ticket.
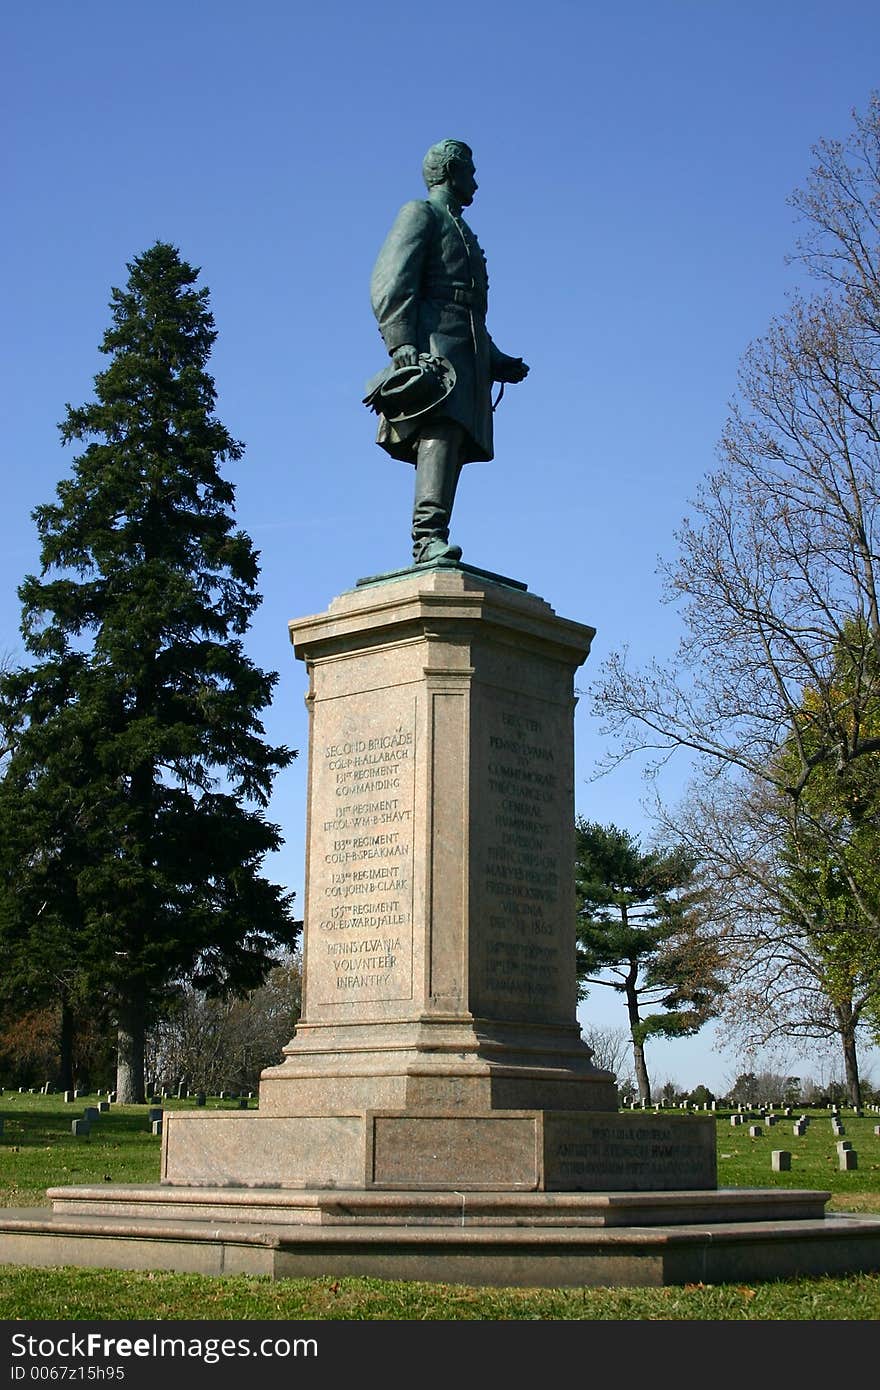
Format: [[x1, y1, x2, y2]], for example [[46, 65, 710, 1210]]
[[716, 1110, 880, 1206], [1, 1091, 879, 1320], [0, 1090, 247, 1209]]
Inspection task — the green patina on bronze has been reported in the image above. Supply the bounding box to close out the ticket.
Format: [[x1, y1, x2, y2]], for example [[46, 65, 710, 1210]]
[[366, 140, 529, 567]]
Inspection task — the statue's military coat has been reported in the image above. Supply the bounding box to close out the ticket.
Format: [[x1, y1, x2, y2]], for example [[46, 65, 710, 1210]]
[[370, 198, 506, 465]]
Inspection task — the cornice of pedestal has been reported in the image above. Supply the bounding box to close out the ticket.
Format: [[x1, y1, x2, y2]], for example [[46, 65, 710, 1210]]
[[289, 566, 596, 669]]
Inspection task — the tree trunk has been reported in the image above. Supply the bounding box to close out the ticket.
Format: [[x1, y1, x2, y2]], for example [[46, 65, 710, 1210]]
[[116, 995, 146, 1103], [836, 1009, 861, 1108], [625, 972, 652, 1104], [630, 1034, 652, 1106], [58, 997, 74, 1092]]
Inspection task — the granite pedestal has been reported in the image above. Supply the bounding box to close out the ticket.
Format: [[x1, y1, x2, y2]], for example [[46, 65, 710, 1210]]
[[161, 564, 712, 1192]]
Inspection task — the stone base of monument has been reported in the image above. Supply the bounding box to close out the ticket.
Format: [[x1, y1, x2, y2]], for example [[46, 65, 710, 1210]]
[[2, 1186, 880, 1287], [3, 567, 879, 1286], [158, 1108, 717, 1191]]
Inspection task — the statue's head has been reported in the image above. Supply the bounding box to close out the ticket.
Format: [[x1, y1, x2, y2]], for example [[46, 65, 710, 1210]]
[[422, 140, 476, 205]]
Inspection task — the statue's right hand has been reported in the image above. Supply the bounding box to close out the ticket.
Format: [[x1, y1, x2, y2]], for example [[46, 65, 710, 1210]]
[[393, 344, 419, 368]]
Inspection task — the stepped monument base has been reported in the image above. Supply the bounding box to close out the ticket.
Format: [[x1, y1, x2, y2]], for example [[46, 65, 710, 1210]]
[[2, 566, 879, 1286]]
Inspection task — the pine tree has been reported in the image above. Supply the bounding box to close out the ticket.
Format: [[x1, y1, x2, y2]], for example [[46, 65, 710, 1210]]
[[0, 242, 298, 1101], [575, 819, 724, 1105]]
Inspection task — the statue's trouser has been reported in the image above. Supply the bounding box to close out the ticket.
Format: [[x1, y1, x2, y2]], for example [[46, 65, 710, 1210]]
[[412, 417, 464, 560]]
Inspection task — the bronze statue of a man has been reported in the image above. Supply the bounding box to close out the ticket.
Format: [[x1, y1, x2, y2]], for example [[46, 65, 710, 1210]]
[[367, 140, 529, 565]]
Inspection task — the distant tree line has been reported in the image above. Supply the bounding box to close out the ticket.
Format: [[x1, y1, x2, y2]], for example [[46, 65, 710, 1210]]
[[0, 952, 302, 1096]]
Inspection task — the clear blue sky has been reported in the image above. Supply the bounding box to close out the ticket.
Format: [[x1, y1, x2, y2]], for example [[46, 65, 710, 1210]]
[[3, 1, 879, 1093]]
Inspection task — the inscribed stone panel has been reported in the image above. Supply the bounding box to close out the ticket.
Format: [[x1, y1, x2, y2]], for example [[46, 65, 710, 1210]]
[[306, 690, 417, 1006], [470, 685, 575, 1024]]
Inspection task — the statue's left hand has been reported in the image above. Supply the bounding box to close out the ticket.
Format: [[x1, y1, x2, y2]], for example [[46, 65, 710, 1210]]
[[495, 356, 530, 384]]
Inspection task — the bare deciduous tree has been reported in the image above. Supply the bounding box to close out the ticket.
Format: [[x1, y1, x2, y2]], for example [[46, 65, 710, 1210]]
[[145, 952, 302, 1095], [594, 96, 880, 806], [592, 97, 880, 1106], [579, 1023, 633, 1084], [664, 779, 880, 1105]]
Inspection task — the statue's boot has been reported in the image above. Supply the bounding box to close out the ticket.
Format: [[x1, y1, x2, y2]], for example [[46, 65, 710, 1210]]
[[415, 536, 463, 564], [412, 420, 463, 564]]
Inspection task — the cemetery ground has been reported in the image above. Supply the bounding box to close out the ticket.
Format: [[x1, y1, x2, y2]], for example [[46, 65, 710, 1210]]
[[1, 1092, 879, 1319]]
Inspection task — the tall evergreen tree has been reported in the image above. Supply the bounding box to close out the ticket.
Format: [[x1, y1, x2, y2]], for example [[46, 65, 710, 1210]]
[[0, 242, 298, 1101], [575, 819, 725, 1104]]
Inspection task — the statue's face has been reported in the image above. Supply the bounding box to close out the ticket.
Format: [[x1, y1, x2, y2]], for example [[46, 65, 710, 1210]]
[[448, 155, 477, 207]]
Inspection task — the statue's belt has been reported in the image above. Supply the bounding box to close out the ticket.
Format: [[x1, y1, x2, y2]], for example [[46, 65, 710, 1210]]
[[424, 282, 486, 311]]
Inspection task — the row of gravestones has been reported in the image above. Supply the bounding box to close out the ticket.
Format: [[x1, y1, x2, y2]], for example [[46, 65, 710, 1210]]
[[0, 1095, 257, 1138], [69, 1101, 110, 1137], [0, 1084, 256, 1142], [11, 1084, 879, 1114], [768, 1143, 861, 1172], [3, 1083, 61, 1095], [730, 1112, 809, 1130], [4, 1080, 877, 1112], [145, 1082, 256, 1100], [4, 1081, 877, 1117], [621, 1098, 880, 1116], [144, 1095, 254, 1135], [66, 1094, 256, 1137], [0, 1083, 258, 1101], [0, 1087, 114, 1101], [730, 1105, 880, 1171]]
